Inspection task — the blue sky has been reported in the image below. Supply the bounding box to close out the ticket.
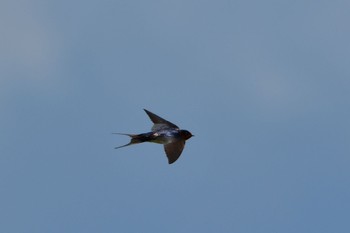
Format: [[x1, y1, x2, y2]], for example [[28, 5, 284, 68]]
[[1, 0, 350, 232]]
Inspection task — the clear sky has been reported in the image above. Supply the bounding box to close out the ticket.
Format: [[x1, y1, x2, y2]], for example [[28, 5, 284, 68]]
[[1, 0, 349, 232]]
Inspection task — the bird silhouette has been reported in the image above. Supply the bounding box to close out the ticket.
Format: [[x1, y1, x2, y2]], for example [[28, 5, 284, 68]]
[[114, 109, 193, 164]]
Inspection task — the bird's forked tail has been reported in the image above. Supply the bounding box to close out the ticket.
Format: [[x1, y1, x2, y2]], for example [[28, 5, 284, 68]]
[[113, 133, 148, 149]]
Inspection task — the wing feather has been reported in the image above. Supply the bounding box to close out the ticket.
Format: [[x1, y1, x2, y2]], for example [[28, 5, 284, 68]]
[[144, 109, 179, 131], [164, 141, 185, 164]]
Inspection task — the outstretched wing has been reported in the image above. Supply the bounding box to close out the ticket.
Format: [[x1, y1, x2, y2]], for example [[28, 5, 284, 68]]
[[164, 140, 185, 164], [144, 109, 179, 132]]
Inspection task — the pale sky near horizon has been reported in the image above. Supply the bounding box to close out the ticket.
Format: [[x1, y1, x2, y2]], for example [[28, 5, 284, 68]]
[[1, 0, 350, 232]]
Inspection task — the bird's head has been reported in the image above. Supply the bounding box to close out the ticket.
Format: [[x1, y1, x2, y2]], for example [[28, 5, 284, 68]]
[[180, 130, 194, 140]]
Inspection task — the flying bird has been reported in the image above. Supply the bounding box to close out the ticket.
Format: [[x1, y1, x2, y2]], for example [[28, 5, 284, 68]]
[[114, 109, 193, 164]]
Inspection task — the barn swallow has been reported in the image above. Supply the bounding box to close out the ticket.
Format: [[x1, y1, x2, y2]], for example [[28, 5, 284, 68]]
[[114, 109, 193, 164]]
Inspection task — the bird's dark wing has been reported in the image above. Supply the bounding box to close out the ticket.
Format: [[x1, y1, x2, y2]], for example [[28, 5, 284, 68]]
[[144, 109, 179, 131], [163, 140, 185, 164]]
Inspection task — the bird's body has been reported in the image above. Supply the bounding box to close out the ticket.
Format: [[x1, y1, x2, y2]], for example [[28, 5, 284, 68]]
[[114, 109, 193, 164]]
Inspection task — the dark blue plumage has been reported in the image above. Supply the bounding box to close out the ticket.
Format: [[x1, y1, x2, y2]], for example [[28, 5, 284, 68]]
[[114, 109, 193, 164]]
